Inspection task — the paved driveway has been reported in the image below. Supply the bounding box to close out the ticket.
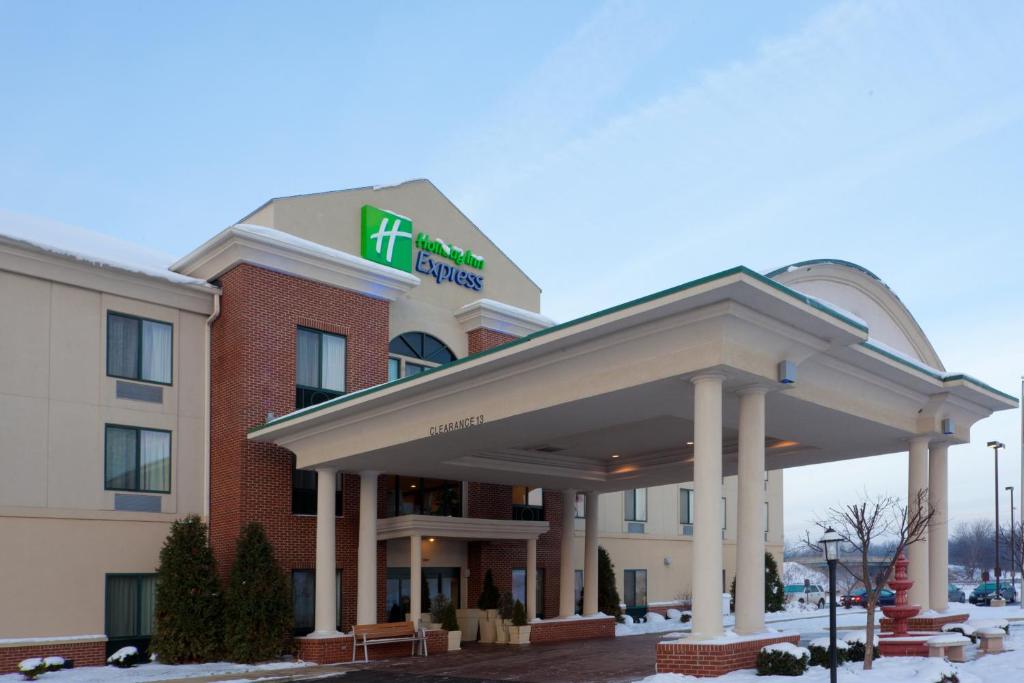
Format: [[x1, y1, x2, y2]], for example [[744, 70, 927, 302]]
[[295, 635, 661, 683]]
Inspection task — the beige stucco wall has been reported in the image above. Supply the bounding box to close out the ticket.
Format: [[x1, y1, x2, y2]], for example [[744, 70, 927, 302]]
[[0, 257, 211, 639], [571, 471, 784, 606], [240, 180, 542, 359], [0, 516, 173, 638]]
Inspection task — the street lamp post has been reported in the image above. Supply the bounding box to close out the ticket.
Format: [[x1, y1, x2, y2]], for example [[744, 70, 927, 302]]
[[1007, 485, 1016, 598], [819, 527, 842, 683], [989, 441, 1006, 603]]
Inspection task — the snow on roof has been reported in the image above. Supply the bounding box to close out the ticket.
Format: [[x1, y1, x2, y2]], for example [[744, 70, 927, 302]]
[[0, 209, 212, 288]]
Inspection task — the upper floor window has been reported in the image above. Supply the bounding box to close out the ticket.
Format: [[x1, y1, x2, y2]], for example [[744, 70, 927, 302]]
[[292, 465, 343, 516], [680, 488, 694, 524], [388, 332, 456, 381], [624, 488, 647, 522], [296, 327, 346, 409], [512, 486, 544, 521], [105, 425, 171, 493], [382, 476, 462, 517], [107, 312, 172, 385]]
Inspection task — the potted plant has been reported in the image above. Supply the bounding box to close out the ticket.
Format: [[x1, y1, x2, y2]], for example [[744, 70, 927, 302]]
[[441, 600, 462, 651], [477, 570, 500, 643], [457, 604, 480, 642], [508, 599, 531, 644], [430, 594, 451, 631], [496, 591, 515, 644]]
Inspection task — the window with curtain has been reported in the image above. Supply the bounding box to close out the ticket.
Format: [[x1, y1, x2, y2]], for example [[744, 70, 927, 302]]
[[292, 570, 341, 635], [511, 568, 545, 619], [105, 425, 170, 493], [291, 466, 343, 516], [624, 488, 647, 522], [680, 488, 694, 524], [624, 569, 647, 608], [107, 313, 172, 384], [105, 574, 156, 639], [295, 327, 346, 409]]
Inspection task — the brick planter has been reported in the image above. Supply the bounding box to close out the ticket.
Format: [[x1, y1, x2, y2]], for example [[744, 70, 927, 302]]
[[529, 617, 616, 643], [880, 611, 968, 633], [0, 636, 107, 674], [656, 633, 800, 678], [296, 629, 448, 664]]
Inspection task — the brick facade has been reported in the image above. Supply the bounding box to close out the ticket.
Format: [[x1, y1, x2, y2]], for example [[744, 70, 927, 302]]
[[656, 633, 800, 677], [209, 263, 390, 631], [0, 639, 106, 674], [528, 617, 615, 643], [467, 328, 518, 355], [296, 629, 448, 664]]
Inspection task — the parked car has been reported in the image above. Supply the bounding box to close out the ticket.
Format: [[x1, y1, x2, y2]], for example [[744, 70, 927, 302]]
[[969, 582, 1017, 605], [784, 583, 827, 608], [840, 588, 895, 608], [948, 583, 966, 603]]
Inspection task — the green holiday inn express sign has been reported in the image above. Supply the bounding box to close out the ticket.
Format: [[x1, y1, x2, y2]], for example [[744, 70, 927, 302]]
[[360, 204, 485, 291]]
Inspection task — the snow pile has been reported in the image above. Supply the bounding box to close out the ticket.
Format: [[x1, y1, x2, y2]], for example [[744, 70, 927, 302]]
[[645, 612, 666, 623], [636, 656, 971, 682], [0, 210, 209, 287], [840, 630, 879, 646], [808, 637, 848, 650], [666, 608, 683, 620], [0, 660, 313, 682], [760, 642, 810, 659]]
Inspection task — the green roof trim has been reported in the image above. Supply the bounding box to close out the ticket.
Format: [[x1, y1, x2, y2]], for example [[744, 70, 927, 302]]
[[942, 374, 1018, 404], [250, 265, 871, 435]]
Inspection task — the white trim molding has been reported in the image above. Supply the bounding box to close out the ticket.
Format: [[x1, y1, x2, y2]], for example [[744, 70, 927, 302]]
[[455, 298, 554, 337], [171, 224, 420, 301], [376, 514, 549, 541]]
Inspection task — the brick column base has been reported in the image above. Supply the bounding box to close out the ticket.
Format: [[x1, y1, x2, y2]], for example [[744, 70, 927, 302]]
[[528, 617, 616, 643], [656, 633, 800, 678], [0, 638, 107, 674], [296, 629, 449, 664]]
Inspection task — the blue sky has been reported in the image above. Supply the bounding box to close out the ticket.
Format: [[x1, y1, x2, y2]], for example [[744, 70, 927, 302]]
[[2, 0, 1022, 537]]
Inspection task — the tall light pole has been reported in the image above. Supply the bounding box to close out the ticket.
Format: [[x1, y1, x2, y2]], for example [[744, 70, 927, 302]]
[[1008, 485, 1016, 600], [989, 441, 1006, 602], [819, 527, 842, 683]]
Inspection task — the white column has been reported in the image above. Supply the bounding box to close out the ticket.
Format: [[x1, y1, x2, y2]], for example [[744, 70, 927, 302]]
[[735, 387, 767, 635], [527, 537, 538, 621], [690, 373, 725, 640], [583, 491, 600, 616], [908, 436, 930, 610], [357, 471, 379, 625], [928, 443, 949, 612], [560, 488, 577, 617], [410, 535, 422, 626], [314, 467, 339, 635]]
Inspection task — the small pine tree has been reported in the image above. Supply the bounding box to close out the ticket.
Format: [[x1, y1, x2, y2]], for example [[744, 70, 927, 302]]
[[224, 523, 293, 663], [511, 600, 528, 627], [151, 515, 224, 663], [598, 546, 623, 621], [477, 569, 500, 610], [765, 551, 786, 613], [440, 601, 460, 632]]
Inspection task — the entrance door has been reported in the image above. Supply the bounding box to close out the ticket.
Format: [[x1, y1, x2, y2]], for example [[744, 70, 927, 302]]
[[386, 567, 461, 621]]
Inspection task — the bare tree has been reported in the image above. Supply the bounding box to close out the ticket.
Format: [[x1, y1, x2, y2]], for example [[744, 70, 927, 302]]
[[950, 519, 995, 579], [806, 489, 934, 670]]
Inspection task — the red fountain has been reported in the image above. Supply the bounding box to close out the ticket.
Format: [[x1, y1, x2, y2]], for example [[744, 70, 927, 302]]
[[880, 553, 919, 636]]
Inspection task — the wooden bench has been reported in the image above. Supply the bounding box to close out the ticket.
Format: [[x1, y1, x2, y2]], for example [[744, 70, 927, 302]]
[[976, 627, 1006, 653], [925, 634, 970, 663], [351, 621, 427, 662]]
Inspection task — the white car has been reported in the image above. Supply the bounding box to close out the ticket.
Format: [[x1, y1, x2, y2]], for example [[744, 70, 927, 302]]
[[784, 583, 827, 608]]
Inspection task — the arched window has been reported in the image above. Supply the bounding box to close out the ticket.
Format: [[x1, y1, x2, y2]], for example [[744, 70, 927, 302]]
[[387, 332, 456, 381]]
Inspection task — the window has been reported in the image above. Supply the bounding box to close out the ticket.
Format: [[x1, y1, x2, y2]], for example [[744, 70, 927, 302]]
[[292, 569, 341, 635], [623, 569, 647, 609], [764, 501, 770, 534], [296, 327, 346, 409], [107, 313, 172, 384], [574, 569, 584, 614], [292, 466, 343, 516], [512, 486, 544, 520], [381, 476, 462, 517], [105, 574, 156, 643], [104, 425, 171, 493], [512, 568, 545, 619], [680, 488, 694, 524], [387, 332, 455, 381], [575, 492, 586, 519], [624, 488, 647, 522]]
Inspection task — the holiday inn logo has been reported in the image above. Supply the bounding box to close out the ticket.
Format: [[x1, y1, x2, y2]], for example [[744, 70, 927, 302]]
[[361, 205, 413, 272]]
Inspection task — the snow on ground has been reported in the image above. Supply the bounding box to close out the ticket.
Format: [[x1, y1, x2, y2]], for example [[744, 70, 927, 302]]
[[0, 660, 311, 683], [617, 606, 879, 637]]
